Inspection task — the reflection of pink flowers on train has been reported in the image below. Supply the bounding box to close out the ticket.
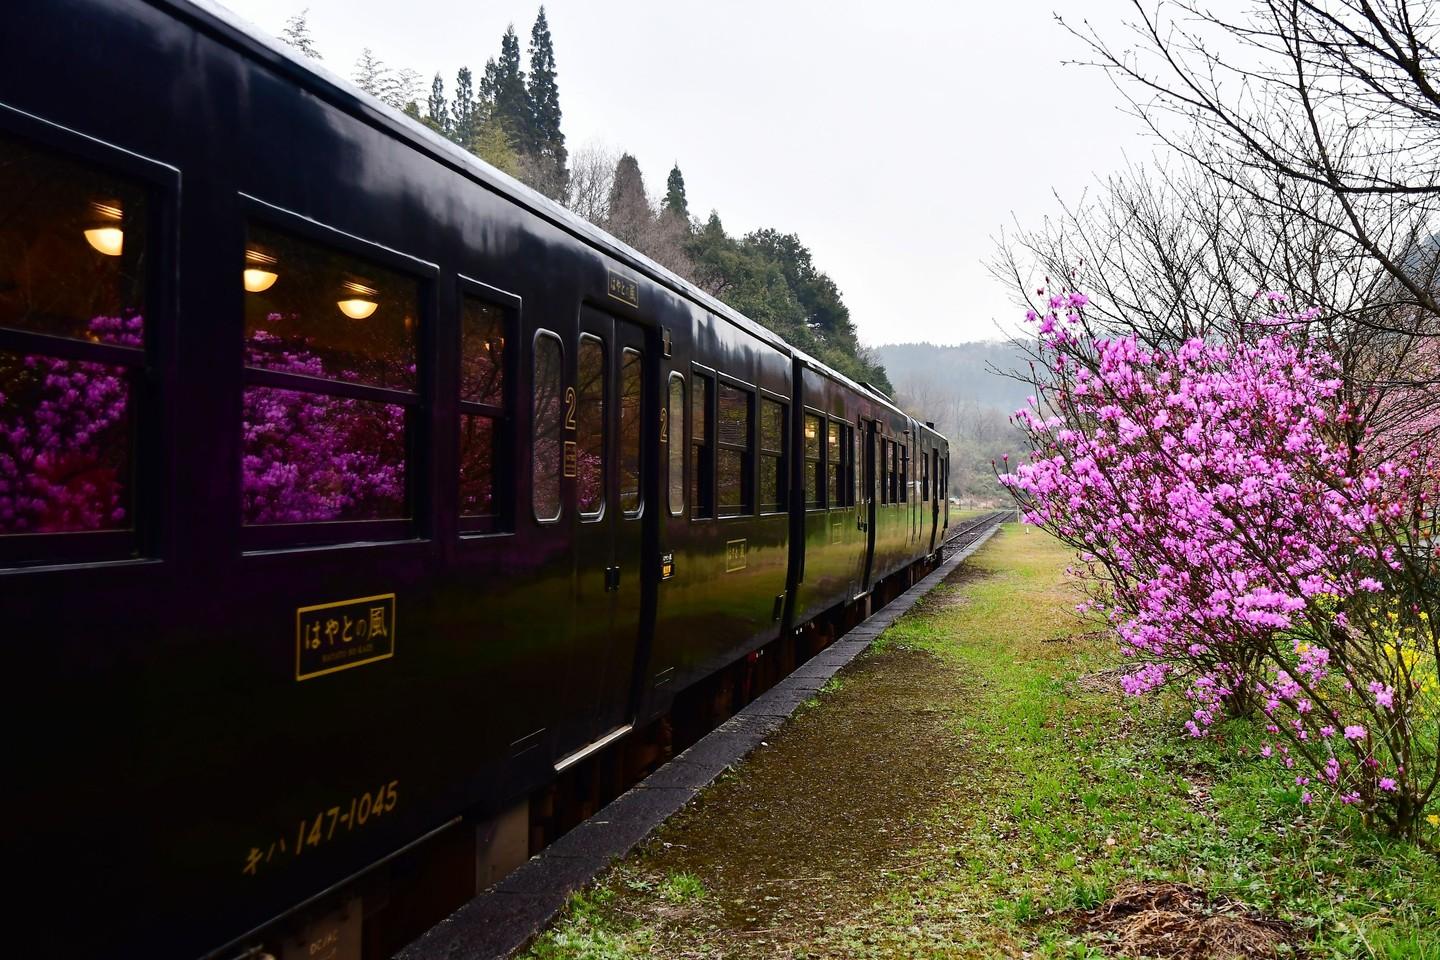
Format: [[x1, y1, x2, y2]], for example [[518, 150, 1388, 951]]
[[0, 312, 409, 534], [0, 313, 139, 534], [242, 327, 406, 524]]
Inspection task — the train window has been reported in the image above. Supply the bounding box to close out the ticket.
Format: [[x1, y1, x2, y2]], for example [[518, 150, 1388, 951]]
[[877, 435, 887, 505], [846, 428, 858, 506], [804, 413, 824, 509], [668, 375, 685, 516], [901, 444, 909, 502], [532, 332, 563, 522], [459, 295, 511, 529], [461, 299, 505, 406], [244, 225, 417, 392], [827, 421, 843, 508], [620, 348, 642, 515], [921, 446, 929, 501], [759, 398, 787, 513], [841, 423, 856, 507], [0, 134, 149, 543], [576, 335, 605, 517], [690, 372, 712, 519], [459, 414, 495, 517], [241, 225, 419, 527], [890, 441, 900, 503], [716, 382, 752, 516]]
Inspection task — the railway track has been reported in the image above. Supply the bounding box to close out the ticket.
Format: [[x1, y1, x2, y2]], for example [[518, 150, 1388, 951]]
[[937, 509, 1013, 560]]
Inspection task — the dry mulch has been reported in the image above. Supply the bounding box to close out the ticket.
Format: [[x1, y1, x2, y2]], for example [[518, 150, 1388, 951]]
[[1075, 882, 1301, 959]]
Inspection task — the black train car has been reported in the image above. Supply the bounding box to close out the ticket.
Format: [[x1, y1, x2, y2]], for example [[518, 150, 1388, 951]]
[[0, 2, 951, 956]]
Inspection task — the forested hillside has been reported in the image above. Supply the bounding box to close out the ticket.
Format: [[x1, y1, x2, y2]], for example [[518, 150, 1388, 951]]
[[875, 341, 1030, 504], [276, 7, 890, 391]]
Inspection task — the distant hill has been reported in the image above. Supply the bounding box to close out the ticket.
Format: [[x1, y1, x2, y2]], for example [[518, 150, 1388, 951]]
[[871, 340, 1034, 504], [872, 341, 1034, 412]]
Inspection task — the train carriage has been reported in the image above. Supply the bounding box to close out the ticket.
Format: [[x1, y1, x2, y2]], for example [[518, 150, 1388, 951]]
[[0, 2, 950, 957]]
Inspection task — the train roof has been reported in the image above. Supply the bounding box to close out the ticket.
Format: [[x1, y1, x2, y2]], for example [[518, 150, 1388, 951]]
[[158, 1, 836, 362], [156, 0, 946, 445]]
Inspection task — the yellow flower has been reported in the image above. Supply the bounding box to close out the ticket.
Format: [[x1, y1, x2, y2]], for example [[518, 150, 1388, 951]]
[[1430, 814, 1440, 828]]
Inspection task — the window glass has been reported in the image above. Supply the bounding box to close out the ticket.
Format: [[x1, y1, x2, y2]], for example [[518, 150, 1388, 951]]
[[668, 376, 685, 516], [244, 224, 417, 392], [716, 382, 751, 516], [0, 135, 149, 540], [458, 293, 510, 530], [901, 445, 909, 502], [461, 298, 504, 406], [459, 413, 494, 517], [717, 383, 747, 447], [846, 428, 858, 503], [532, 334, 563, 521], [577, 336, 605, 516], [804, 413, 823, 509], [241, 225, 419, 527], [0, 353, 133, 534], [242, 388, 406, 523], [690, 373, 712, 518], [0, 135, 147, 342], [620, 348, 642, 514], [827, 421, 843, 508], [841, 424, 855, 507], [879, 438, 889, 504], [759, 398, 786, 513]]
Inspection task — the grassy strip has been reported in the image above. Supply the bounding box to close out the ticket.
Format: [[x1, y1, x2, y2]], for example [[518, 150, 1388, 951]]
[[524, 527, 1440, 958]]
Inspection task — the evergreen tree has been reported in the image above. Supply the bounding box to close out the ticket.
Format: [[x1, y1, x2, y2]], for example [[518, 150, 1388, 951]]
[[280, 9, 322, 60], [451, 67, 477, 148], [527, 7, 565, 166], [662, 165, 689, 220], [472, 117, 520, 175], [492, 26, 530, 148], [606, 153, 652, 247], [352, 47, 387, 96], [425, 73, 449, 137]]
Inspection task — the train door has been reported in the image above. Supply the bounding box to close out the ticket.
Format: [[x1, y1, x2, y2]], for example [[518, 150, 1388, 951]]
[[861, 420, 878, 593], [563, 306, 649, 761]]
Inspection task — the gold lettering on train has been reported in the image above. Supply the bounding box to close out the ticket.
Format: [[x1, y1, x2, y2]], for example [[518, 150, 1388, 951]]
[[607, 271, 639, 308], [725, 538, 748, 572], [295, 594, 396, 681]]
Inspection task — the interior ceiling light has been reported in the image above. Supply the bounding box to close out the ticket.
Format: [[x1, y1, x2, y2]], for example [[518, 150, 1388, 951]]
[[337, 280, 379, 320], [243, 248, 278, 293], [83, 200, 124, 256]]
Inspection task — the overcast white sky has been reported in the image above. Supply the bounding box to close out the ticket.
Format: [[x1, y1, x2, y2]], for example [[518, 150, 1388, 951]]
[[216, 0, 1153, 346]]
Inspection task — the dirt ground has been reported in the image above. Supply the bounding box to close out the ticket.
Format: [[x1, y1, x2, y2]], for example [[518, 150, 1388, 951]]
[[579, 567, 990, 957]]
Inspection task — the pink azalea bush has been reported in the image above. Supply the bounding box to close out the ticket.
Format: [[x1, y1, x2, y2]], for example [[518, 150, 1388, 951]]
[[1000, 291, 1439, 839]]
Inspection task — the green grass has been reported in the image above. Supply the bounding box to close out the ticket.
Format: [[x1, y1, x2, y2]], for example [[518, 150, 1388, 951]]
[[523, 526, 1440, 958]]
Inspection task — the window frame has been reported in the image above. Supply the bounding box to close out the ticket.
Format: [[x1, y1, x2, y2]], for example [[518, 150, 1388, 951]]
[[901, 441, 909, 503], [667, 372, 686, 517], [238, 194, 438, 552], [803, 408, 826, 511], [530, 328, 566, 526], [619, 346, 644, 518], [689, 365, 715, 521], [714, 374, 755, 518], [457, 275, 520, 537], [758, 390, 788, 516], [575, 332, 607, 522], [0, 105, 179, 569]]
